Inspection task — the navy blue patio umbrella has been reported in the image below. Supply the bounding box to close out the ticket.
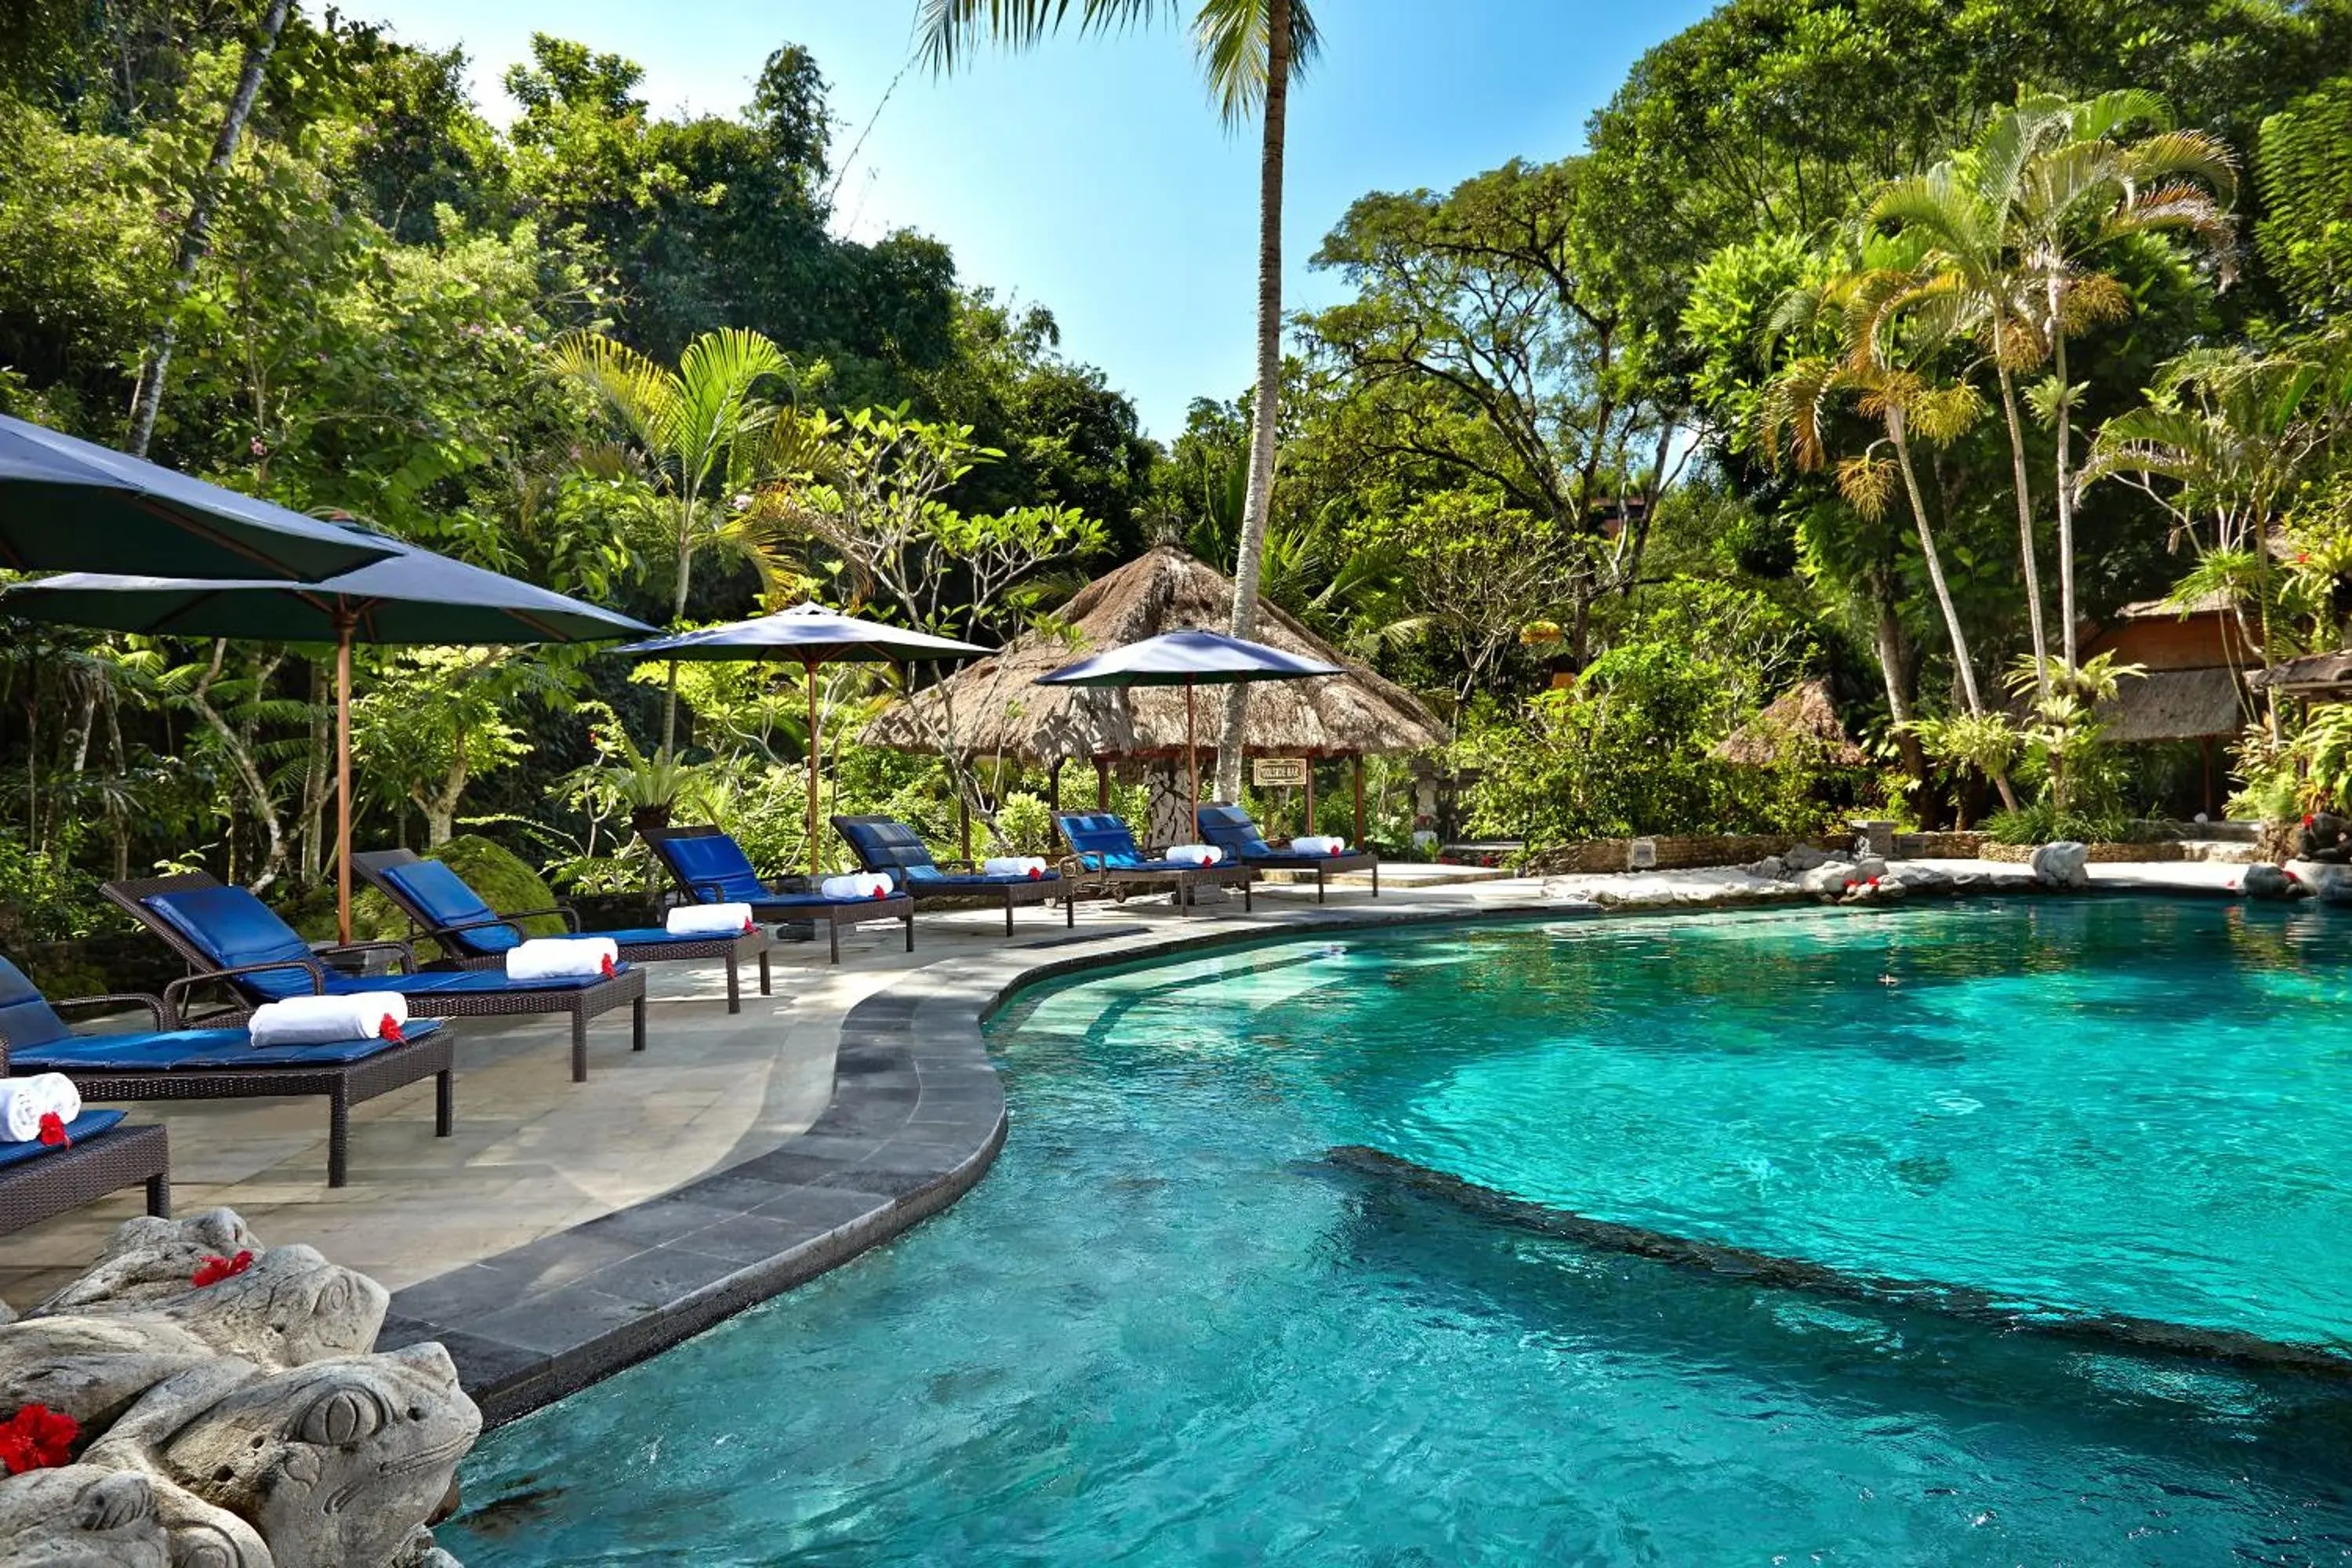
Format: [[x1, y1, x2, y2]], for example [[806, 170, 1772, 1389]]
[[5, 532, 654, 938], [0, 412, 397, 579], [1036, 629, 1341, 829], [616, 604, 986, 875]]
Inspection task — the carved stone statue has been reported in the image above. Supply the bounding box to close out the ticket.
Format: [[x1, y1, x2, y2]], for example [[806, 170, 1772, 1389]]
[[0, 1210, 479, 1568]]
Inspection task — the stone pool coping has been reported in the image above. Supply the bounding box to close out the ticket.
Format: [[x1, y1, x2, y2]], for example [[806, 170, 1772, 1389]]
[[379, 859, 2260, 1426]]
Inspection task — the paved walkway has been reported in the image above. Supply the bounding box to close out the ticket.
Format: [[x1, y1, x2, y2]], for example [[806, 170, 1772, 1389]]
[[0, 856, 2258, 1414]]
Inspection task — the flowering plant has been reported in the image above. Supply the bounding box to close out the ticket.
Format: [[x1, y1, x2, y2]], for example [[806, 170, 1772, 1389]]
[[192, 1250, 255, 1288], [0, 1405, 77, 1473]]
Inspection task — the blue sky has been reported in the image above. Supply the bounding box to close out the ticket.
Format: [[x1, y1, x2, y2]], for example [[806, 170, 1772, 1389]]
[[364, 1, 1716, 438]]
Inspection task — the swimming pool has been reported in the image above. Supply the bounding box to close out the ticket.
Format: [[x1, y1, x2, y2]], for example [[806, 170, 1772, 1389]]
[[449, 898, 2352, 1564]]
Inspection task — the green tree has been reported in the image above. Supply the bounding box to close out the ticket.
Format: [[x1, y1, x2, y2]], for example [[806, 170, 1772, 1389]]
[[551, 326, 807, 754], [918, 0, 1322, 800]]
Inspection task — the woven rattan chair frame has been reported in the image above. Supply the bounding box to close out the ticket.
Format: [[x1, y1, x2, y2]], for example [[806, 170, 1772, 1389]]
[[0, 1120, 169, 1235]]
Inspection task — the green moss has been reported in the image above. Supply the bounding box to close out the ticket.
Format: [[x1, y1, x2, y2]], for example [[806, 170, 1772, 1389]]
[[289, 835, 568, 960]]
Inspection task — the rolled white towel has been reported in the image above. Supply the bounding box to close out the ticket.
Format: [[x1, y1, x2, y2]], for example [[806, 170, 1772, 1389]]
[[0, 1080, 47, 1142], [28, 1072, 79, 1125], [249, 992, 411, 1047], [506, 937, 619, 982], [1290, 835, 1349, 856], [819, 873, 896, 901], [1164, 844, 1225, 866], [666, 902, 757, 936], [982, 856, 1048, 880]]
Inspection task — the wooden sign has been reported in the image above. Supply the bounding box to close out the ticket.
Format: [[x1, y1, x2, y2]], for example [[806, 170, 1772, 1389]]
[[1252, 757, 1308, 788]]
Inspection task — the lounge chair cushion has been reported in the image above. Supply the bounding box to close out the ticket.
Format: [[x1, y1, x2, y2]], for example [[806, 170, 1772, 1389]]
[[13, 1019, 445, 1072], [902, 872, 1058, 892], [380, 860, 519, 956], [837, 818, 938, 878], [596, 927, 752, 949], [140, 886, 323, 1000], [0, 1109, 126, 1170], [1195, 803, 1274, 858], [319, 969, 621, 999], [139, 887, 626, 1002], [655, 833, 772, 904], [746, 893, 905, 913], [1056, 812, 1152, 869], [0, 954, 74, 1049]]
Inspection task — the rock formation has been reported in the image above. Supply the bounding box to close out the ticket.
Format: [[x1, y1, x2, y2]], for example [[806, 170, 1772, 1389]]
[[0, 1209, 477, 1568]]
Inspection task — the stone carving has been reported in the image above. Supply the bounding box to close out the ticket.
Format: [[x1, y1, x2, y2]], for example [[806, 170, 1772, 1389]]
[[2029, 840, 2090, 888], [2296, 811, 2349, 863], [2240, 862, 2307, 900], [0, 1209, 478, 1568]]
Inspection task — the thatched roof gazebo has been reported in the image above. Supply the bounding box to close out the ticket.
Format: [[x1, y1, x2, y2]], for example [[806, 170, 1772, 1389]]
[[1715, 680, 1867, 768], [862, 543, 1447, 840]]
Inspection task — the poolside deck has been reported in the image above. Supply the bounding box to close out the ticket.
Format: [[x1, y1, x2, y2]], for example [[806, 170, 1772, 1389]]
[[0, 857, 2258, 1420]]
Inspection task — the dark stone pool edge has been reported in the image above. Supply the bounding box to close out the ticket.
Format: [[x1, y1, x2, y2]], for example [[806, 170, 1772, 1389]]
[[381, 878, 2223, 1427]]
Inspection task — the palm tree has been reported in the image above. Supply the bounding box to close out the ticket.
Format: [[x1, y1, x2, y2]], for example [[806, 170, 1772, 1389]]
[[917, 0, 1321, 802], [1762, 267, 1992, 719], [2002, 89, 2238, 669], [1865, 160, 2056, 692], [552, 327, 797, 755]]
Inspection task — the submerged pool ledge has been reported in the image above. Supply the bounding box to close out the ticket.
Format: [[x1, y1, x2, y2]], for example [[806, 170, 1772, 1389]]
[[379, 863, 2255, 1426]]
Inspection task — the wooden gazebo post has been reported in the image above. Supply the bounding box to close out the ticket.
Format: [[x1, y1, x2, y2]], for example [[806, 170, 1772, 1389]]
[[1094, 755, 1111, 811], [1303, 752, 1315, 834], [1353, 753, 1367, 848]]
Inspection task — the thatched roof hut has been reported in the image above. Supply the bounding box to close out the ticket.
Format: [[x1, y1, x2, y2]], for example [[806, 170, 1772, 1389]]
[[861, 543, 1448, 765], [1715, 680, 1868, 767], [2251, 651, 2352, 701], [2095, 666, 2250, 742]]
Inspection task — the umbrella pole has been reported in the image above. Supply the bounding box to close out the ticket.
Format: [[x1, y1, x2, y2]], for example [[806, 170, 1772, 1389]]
[[805, 657, 822, 880], [1185, 677, 1200, 835], [335, 614, 354, 945]]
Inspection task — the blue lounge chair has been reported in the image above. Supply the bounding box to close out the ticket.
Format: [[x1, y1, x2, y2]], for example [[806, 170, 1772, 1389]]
[[1051, 811, 1254, 918], [641, 826, 915, 964], [352, 848, 773, 1014], [833, 815, 1069, 934], [0, 951, 447, 1188], [1196, 803, 1380, 902], [103, 873, 645, 1084]]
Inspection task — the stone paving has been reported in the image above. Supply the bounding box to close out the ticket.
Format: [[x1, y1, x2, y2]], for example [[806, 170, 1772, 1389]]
[[0, 855, 2257, 1419]]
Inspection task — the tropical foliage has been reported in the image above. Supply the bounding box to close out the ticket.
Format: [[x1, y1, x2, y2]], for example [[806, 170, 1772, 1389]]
[[8, 0, 2352, 944]]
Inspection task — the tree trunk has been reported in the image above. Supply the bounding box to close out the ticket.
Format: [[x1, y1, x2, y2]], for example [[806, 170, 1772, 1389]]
[[1993, 341, 2051, 695], [2047, 275, 2078, 672], [1213, 0, 1290, 803], [125, 0, 292, 456], [1889, 412, 1986, 714], [662, 496, 695, 757]]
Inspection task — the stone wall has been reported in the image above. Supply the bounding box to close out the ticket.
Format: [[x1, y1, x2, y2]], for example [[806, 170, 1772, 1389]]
[[1978, 840, 2191, 863], [1522, 832, 1846, 876], [1894, 831, 1988, 858]]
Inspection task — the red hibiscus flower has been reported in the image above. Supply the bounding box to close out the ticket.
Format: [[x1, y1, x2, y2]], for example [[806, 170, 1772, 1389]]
[[600, 954, 617, 978], [742, 917, 757, 934], [376, 1016, 405, 1043], [191, 1250, 254, 1288], [0, 1405, 77, 1474], [872, 886, 887, 899], [35, 1112, 68, 1148]]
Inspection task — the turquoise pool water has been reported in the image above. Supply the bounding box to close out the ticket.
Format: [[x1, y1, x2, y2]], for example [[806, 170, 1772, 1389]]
[[449, 898, 2352, 1565]]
